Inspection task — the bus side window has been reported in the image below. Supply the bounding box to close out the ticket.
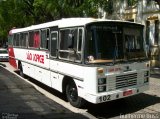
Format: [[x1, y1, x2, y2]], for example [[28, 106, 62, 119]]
[[33, 31, 40, 48], [25, 33, 28, 47], [60, 29, 70, 51], [71, 29, 78, 51], [78, 28, 83, 52], [60, 29, 71, 59], [41, 29, 49, 50], [13, 33, 20, 47], [20, 32, 28, 48], [50, 31, 58, 57], [13, 34, 16, 46], [20, 33, 22, 47], [8, 35, 13, 46], [17, 34, 20, 47], [60, 28, 81, 61], [29, 31, 34, 47]]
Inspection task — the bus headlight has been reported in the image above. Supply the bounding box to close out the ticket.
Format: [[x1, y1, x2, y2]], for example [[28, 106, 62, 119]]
[[97, 68, 104, 74], [98, 78, 106, 85], [98, 86, 106, 92]]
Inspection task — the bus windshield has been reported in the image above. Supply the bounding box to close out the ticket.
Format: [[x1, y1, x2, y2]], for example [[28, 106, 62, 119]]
[[85, 22, 147, 64]]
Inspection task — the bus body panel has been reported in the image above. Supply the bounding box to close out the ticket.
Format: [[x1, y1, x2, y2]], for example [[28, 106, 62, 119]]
[[8, 47, 17, 69], [12, 48, 51, 86]]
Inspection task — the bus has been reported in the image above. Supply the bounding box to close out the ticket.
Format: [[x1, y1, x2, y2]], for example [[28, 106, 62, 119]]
[[8, 18, 150, 107]]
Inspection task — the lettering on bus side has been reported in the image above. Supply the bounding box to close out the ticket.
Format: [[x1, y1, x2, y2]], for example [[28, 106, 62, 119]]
[[27, 52, 32, 60], [26, 52, 44, 64], [33, 54, 44, 64]]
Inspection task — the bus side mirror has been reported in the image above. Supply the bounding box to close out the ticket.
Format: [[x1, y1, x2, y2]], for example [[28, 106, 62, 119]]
[[68, 33, 74, 48]]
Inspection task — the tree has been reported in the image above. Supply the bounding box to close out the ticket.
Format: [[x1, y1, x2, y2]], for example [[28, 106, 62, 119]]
[[0, 0, 115, 43], [154, 0, 160, 8]]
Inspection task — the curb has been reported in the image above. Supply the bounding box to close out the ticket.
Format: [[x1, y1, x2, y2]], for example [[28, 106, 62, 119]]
[[0, 62, 6, 67]]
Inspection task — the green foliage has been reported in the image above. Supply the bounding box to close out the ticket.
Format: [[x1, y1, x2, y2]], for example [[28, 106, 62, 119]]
[[0, 0, 114, 42], [127, 0, 137, 6]]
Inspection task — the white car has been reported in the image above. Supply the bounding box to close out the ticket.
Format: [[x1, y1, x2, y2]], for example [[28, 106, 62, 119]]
[[0, 48, 9, 62]]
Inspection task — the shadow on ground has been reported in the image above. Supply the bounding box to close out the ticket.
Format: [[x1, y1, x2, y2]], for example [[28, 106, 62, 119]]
[[0, 67, 88, 119], [85, 93, 160, 118], [14, 70, 67, 101]]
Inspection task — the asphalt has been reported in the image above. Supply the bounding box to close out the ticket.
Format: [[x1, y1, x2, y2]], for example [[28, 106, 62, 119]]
[[0, 63, 89, 119]]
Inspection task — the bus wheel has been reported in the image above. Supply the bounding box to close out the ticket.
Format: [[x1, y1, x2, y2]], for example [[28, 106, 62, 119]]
[[66, 81, 84, 108], [19, 63, 24, 78]]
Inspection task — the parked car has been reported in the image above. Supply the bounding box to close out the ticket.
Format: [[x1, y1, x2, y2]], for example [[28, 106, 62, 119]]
[[0, 48, 9, 62]]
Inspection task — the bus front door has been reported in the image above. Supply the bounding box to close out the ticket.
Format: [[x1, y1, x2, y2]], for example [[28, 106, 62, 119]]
[[49, 31, 61, 91]]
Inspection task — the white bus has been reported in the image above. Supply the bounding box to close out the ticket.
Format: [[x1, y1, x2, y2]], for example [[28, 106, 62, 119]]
[[8, 18, 150, 107]]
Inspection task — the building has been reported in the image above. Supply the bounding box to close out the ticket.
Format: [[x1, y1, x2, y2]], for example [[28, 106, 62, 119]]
[[100, 0, 160, 73]]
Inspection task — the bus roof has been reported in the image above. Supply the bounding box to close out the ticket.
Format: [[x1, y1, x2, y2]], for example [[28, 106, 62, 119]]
[[10, 18, 142, 34]]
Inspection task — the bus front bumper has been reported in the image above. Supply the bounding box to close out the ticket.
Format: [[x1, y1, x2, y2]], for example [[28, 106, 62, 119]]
[[84, 84, 149, 104]]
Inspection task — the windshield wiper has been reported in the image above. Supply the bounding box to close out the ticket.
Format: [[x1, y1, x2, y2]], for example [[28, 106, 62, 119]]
[[113, 33, 119, 64]]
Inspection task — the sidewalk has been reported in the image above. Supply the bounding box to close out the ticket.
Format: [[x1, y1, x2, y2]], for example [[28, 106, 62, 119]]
[[0, 63, 88, 119], [150, 74, 160, 79]]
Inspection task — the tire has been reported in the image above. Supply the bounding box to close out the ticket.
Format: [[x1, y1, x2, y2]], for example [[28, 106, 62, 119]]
[[66, 81, 85, 108], [19, 63, 24, 78]]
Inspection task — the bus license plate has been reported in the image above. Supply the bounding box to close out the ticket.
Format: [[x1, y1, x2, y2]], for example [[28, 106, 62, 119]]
[[123, 90, 133, 96]]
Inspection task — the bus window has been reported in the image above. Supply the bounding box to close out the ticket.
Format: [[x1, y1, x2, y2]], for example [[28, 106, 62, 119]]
[[34, 31, 40, 48], [20, 33, 22, 47], [41, 29, 49, 50], [8, 35, 13, 46], [20, 32, 28, 48], [78, 28, 83, 52], [13, 33, 20, 47], [29, 31, 34, 47], [124, 27, 143, 52], [60, 29, 70, 51], [29, 30, 40, 48], [50, 31, 58, 57], [60, 28, 81, 61]]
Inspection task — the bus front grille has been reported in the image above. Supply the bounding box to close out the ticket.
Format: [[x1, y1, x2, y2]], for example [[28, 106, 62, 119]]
[[116, 73, 137, 89]]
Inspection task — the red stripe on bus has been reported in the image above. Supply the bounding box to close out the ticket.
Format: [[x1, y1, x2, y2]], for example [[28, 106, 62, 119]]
[[8, 47, 17, 69]]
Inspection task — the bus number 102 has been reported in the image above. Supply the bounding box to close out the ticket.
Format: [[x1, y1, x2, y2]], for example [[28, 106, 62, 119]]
[[99, 95, 111, 102]]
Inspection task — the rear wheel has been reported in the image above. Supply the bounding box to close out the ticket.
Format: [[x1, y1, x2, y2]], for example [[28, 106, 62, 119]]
[[66, 81, 84, 108]]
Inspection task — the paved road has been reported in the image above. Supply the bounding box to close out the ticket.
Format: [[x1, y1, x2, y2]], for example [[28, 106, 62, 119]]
[[0, 65, 88, 119], [0, 62, 160, 119]]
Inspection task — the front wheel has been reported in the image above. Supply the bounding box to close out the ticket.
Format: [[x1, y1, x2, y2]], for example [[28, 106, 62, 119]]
[[66, 81, 85, 108]]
